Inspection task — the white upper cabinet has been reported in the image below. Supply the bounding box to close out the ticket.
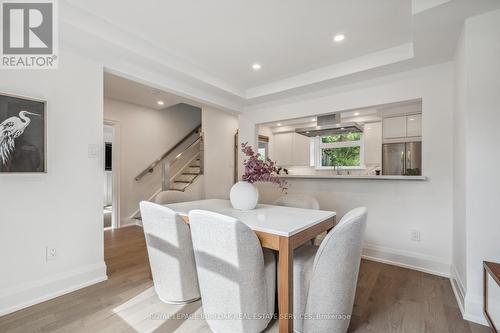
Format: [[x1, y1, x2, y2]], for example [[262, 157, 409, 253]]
[[383, 116, 407, 139], [383, 114, 421, 140], [406, 114, 422, 137], [273, 132, 311, 166], [273, 132, 293, 166], [292, 133, 311, 166], [364, 122, 382, 165]]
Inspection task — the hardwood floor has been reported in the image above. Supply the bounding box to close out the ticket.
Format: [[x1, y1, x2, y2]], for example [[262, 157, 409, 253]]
[[0, 226, 489, 333]]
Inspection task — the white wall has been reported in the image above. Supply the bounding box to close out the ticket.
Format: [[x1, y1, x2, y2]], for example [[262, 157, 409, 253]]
[[452, 24, 468, 310], [453, 9, 500, 324], [104, 100, 201, 224], [0, 50, 106, 315], [202, 107, 239, 198], [242, 62, 455, 276]]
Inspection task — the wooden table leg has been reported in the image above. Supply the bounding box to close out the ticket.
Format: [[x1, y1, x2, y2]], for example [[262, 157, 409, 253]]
[[278, 236, 293, 333]]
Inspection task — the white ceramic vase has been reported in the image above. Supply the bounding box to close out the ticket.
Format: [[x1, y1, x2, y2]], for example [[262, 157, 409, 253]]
[[229, 181, 259, 210]]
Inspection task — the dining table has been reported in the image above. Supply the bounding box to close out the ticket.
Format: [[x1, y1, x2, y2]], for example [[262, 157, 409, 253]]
[[165, 198, 336, 333]]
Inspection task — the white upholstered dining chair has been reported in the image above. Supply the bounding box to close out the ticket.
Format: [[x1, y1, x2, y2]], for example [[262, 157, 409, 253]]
[[292, 207, 368, 333], [274, 194, 325, 245], [274, 194, 320, 210], [139, 201, 200, 304], [154, 190, 190, 205], [188, 209, 276, 333]]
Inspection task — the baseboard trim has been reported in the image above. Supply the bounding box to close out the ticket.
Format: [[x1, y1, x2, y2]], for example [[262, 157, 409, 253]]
[[362, 244, 450, 278], [463, 312, 488, 326], [464, 293, 488, 326], [0, 262, 107, 317], [446, 265, 489, 327], [119, 219, 140, 228], [450, 265, 466, 315]]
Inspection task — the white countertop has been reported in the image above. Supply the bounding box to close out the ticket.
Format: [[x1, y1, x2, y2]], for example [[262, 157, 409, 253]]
[[165, 199, 336, 237], [280, 174, 427, 181]]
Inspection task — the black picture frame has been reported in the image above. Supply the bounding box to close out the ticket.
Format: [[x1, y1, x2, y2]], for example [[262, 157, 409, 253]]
[[0, 92, 47, 173]]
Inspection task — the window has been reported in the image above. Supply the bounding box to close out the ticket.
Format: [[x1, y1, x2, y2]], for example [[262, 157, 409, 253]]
[[258, 135, 269, 161], [315, 132, 364, 168]]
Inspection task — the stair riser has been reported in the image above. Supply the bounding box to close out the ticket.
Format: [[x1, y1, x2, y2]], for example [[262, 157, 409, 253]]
[[186, 167, 201, 174], [176, 174, 197, 182], [171, 183, 189, 191]]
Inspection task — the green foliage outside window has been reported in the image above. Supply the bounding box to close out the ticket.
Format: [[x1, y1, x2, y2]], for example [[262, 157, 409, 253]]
[[320, 132, 362, 167], [321, 147, 361, 167], [321, 132, 361, 143]]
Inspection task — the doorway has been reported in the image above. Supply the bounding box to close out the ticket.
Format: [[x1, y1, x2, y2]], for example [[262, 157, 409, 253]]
[[103, 120, 120, 229]]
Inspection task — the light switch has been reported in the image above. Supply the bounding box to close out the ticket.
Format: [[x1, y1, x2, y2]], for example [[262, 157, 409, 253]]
[[88, 144, 99, 158]]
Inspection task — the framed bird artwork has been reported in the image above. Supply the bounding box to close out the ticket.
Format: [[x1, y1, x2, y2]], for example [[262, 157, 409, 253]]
[[0, 92, 47, 173]]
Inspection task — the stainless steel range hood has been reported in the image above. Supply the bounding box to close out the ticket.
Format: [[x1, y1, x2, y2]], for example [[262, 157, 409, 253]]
[[295, 114, 364, 137]]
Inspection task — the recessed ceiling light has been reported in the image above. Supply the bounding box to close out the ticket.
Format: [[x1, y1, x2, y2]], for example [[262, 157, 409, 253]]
[[354, 112, 360, 116], [277, 123, 281, 126], [252, 63, 261, 70], [311, 118, 316, 122], [409, 118, 415, 121], [157, 100, 164, 106], [333, 34, 345, 43], [340, 127, 345, 130]]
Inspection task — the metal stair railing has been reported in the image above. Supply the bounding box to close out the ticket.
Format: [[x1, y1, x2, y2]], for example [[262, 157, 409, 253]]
[[135, 125, 203, 191]]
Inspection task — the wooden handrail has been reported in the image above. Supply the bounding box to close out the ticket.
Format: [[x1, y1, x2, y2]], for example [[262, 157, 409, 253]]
[[135, 124, 201, 181]]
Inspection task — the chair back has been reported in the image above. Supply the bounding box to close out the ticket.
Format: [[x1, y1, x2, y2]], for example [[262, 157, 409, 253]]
[[154, 190, 190, 205], [189, 209, 271, 333], [139, 201, 200, 303], [274, 194, 320, 210], [303, 207, 368, 333]]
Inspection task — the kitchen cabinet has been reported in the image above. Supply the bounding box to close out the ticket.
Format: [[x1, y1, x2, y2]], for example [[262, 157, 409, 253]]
[[383, 114, 422, 140], [273, 132, 311, 166], [406, 114, 422, 137], [273, 132, 293, 165], [293, 133, 311, 166], [364, 122, 382, 165], [383, 116, 407, 139]]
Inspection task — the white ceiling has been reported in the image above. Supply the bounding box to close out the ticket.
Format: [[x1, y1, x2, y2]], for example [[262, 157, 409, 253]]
[[66, 0, 411, 90], [104, 73, 200, 110], [63, 0, 500, 106]]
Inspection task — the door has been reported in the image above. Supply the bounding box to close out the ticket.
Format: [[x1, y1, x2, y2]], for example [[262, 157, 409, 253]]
[[382, 143, 405, 175], [405, 142, 422, 175]]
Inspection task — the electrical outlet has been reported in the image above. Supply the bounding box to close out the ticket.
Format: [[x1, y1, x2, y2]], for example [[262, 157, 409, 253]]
[[410, 230, 421, 242], [46, 246, 57, 261]]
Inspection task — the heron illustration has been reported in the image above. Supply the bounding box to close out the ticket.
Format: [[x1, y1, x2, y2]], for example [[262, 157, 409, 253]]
[[0, 111, 40, 165]]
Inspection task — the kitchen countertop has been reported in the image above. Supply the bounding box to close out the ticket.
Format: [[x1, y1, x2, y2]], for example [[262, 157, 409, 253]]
[[280, 174, 427, 181]]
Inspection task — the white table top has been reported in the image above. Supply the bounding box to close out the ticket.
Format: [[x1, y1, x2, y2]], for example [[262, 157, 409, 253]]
[[165, 199, 336, 237]]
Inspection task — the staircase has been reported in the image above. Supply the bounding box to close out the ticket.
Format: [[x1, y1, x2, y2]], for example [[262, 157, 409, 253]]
[[135, 124, 203, 194], [170, 157, 202, 191]]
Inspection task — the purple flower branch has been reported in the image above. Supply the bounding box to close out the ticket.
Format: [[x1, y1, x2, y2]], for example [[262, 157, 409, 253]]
[[241, 142, 288, 191]]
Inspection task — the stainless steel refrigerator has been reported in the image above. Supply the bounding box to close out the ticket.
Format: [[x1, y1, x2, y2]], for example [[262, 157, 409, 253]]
[[382, 142, 421, 176]]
